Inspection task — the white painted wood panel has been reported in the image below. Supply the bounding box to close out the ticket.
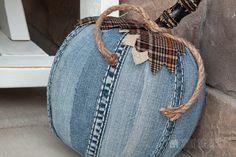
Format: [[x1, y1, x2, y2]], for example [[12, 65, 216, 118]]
[[0, 56, 54, 88], [0, 0, 118, 88], [0, 0, 52, 88], [0, 31, 45, 56], [0, 68, 51, 88], [0, 0, 30, 40], [0, 56, 53, 67]]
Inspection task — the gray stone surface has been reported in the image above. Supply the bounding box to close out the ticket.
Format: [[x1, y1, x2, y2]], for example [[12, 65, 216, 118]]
[[0, 88, 80, 157], [174, 0, 236, 98], [120, 0, 173, 21], [0, 83, 235, 156], [178, 87, 236, 157]]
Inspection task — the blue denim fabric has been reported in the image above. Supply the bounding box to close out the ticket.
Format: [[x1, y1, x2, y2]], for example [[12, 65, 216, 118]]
[[47, 24, 205, 157]]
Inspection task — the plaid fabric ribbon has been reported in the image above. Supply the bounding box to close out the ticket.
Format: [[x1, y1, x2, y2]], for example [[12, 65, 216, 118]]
[[76, 16, 146, 30], [76, 16, 186, 73]]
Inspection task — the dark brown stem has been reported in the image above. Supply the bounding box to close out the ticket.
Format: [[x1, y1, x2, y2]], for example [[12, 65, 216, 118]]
[[155, 0, 201, 28]]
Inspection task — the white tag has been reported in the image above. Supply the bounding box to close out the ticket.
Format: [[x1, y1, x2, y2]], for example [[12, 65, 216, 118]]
[[122, 34, 140, 46], [119, 29, 130, 33], [132, 48, 149, 65], [121, 33, 148, 65]]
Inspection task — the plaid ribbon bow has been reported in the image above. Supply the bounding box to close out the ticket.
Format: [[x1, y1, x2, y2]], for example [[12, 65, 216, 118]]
[[76, 16, 186, 74]]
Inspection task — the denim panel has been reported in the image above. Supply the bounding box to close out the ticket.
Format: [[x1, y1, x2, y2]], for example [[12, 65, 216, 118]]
[[98, 47, 176, 157], [47, 25, 90, 141], [48, 24, 125, 151]]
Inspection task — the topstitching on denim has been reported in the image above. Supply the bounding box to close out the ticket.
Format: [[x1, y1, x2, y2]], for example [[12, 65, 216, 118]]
[[151, 54, 185, 157], [85, 33, 129, 157], [86, 47, 130, 156]]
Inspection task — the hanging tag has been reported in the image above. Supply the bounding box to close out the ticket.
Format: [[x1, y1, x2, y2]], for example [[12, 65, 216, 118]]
[[132, 48, 149, 65], [122, 33, 148, 65], [122, 34, 140, 46], [119, 29, 130, 33]]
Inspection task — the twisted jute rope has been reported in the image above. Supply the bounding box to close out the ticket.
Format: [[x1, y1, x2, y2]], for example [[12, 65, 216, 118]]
[[95, 4, 205, 121]]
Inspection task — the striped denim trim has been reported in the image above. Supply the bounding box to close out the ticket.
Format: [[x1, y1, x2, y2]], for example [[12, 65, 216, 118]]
[[152, 55, 184, 157], [86, 45, 130, 157]]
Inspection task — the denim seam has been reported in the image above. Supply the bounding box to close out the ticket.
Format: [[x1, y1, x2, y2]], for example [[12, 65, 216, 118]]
[[86, 46, 129, 156], [86, 33, 129, 157], [97, 47, 131, 157], [151, 55, 184, 157], [161, 56, 185, 157], [47, 25, 88, 138], [98, 46, 131, 156]]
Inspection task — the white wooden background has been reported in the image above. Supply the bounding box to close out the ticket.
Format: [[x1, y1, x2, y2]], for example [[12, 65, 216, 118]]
[[0, 0, 119, 88]]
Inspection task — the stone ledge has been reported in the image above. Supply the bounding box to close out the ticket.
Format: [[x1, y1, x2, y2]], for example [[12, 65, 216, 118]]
[[178, 87, 236, 157]]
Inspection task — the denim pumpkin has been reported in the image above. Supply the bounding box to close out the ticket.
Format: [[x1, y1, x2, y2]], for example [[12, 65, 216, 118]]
[[47, 10, 205, 157]]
